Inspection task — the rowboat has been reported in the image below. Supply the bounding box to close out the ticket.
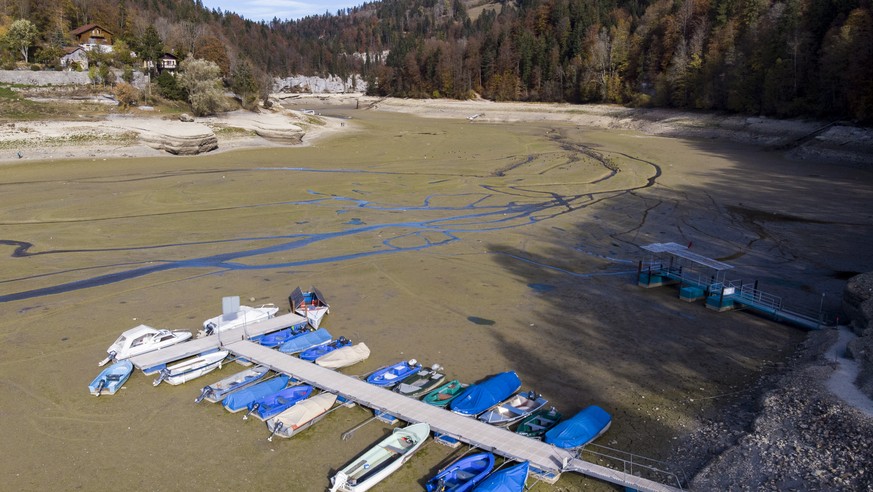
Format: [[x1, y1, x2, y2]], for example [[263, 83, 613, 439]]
[[515, 406, 562, 439], [422, 380, 467, 407], [394, 364, 446, 398], [194, 365, 270, 403], [450, 371, 521, 417], [266, 392, 338, 440], [315, 343, 371, 369], [544, 405, 612, 450], [98, 324, 192, 366], [199, 302, 279, 337], [300, 336, 352, 361], [473, 461, 529, 492], [290, 286, 330, 329], [329, 422, 430, 492], [278, 327, 332, 354], [222, 375, 291, 413], [89, 360, 133, 396], [152, 350, 228, 386], [425, 451, 495, 492], [253, 324, 310, 348], [365, 359, 422, 388], [243, 384, 313, 421], [477, 391, 548, 426]]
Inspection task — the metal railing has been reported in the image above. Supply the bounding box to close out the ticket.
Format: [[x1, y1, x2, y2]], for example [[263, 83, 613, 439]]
[[579, 443, 687, 490]]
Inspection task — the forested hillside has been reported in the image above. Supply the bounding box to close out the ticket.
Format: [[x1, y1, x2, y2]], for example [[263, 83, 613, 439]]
[[1, 0, 871, 122]]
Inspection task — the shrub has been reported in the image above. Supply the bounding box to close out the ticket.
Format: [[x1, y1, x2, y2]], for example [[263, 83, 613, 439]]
[[114, 82, 140, 109]]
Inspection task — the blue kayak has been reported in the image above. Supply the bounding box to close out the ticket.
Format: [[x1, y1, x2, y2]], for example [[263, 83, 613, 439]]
[[473, 461, 529, 492], [245, 384, 314, 421], [278, 328, 332, 354], [365, 359, 422, 387], [254, 325, 309, 348], [222, 375, 290, 412], [299, 336, 352, 361], [544, 405, 612, 450], [89, 360, 133, 396], [450, 371, 521, 417], [426, 452, 495, 492]]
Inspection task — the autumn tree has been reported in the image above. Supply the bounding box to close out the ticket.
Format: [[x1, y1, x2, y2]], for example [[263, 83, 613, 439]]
[[178, 55, 225, 116], [7, 19, 39, 63]]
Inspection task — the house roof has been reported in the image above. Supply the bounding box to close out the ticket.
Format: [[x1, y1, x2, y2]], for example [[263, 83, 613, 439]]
[[63, 46, 84, 55], [71, 23, 113, 37], [160, 53, 179, 60]]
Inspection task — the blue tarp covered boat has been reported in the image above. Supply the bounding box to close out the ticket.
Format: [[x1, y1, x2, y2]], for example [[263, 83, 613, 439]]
[[473, 461, 529, 492], [544, 405, 612, 450], [426, 452, 495, 492], [450, 371, 522, 416], [244, 384, 314, 421], [89, 360, 133, 396], [222, 375, 290, 413], [254, 325, 309, 348], [366, 359, 422, 387], [300, 336, 352, 361], [278, 328, 332, 354]]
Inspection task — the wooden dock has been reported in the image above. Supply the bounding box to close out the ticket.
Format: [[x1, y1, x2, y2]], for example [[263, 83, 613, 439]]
[[128, 312, 307, 373], [226, 340, 682, 492]]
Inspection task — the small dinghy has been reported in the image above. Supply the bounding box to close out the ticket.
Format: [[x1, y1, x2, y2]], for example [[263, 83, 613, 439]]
[[473, 461, 529, 492], [315, 343, 371, 369], [394, 364, 446, 398], [425, 452, 495, 492], [266, 392, 338, 440], [366, 359, 422, 388], [423, 380, 468, 407], [278, 327, 332, 354], [253, 325, 310, 348], [222, 375, 291, 413], [450, 371, 521, 417], [195, 365, 270, 403], [290, 286, 330, 329], [199, 296, 279, 337], [153, 350, 228, 386], [244, 384, 313, 421], [329, 422, 430, 492], [477, 390, 548, 426], [300, 336, 352, 361], [515, 406, 562, 439], [99, 324, 192, 366], [89, 360, 133, 396], [544, 405, 612, 450]]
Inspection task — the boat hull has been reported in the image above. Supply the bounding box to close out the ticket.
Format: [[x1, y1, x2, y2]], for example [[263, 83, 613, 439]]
[[101, 325, 192, 365], [154, 350, 228, 386], [222, 375, 291, 413], [365, 360, 422, 388], [89, 360, 133, 396], [449, 371, 522, 416], [330, 422, 430, 492], [278, 327, 332, 355], [425, 451, 494, 492], [477, 391, 548, 426], [196, 365, 270, 403], [266, 392, 338, 439], [515, 407, 563, 439], [544, 405, 612, 450], [315, 343, 370, 369], [474, 461, 529, 492], [248, 384, 314, 421], [422, 380, 467, 407]]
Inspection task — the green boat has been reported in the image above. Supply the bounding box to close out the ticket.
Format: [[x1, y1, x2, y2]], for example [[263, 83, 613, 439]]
[[515, 406, 563, 439], [422, 379, 467, 407]]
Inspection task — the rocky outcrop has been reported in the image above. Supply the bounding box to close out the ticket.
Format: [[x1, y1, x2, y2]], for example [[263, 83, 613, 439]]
[[273, 74, 367, 94], [844, 272, 873, 398], [251, 123, 304, 144], [108, 118, 218, 155]]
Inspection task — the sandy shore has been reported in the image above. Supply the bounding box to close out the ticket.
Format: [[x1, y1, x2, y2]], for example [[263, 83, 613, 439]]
[[1, 97, 872, 490]]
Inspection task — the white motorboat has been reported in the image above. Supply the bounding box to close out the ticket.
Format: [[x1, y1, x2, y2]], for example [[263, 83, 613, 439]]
[[265, 392, 338, 441], [329, 422, 430, 492], [98, 324, 192, 366], [153, 350, 228, 386], [199, 298, 279, 337]]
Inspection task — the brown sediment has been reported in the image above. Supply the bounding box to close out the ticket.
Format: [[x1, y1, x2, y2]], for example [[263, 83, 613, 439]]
[[0, 102, 871, 490]]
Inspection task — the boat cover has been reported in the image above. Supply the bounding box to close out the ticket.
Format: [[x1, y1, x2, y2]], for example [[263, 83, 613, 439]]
[[472, 461, 529, 492], [544, 405, 612, 449], [425, 452, 494, 492], [278, 328, 332, 354], [271, 392, 337, 429], [256, 326, 307, 348], [315, 343, 370, 369], [300, 337, 352, 361], [450, 371, 522, 416], [250, 384, 314, 419], [223, 375, 290, 412]]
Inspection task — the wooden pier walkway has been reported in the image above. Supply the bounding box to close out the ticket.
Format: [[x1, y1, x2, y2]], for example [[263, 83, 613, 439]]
[[226, 340, 681, 492], [128, 312, 308, 373]]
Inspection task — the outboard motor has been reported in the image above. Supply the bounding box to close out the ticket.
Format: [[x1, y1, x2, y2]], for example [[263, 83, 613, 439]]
[[98, 350, 117, 367]]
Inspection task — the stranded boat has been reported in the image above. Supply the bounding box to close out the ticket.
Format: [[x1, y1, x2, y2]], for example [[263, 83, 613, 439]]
[[290, 286, 330, 329], [153, 350, 228, 386], [544, 405, 612, 450], [278, 328, 332, 355], [315, 343, 371, 369], [425, 451, 495, 492], [477, 391, 548, 426], [98, 324, 192, 366], [329, 422, 430, 492], [244, 384, 314, 421], [515, 406, 563, 439], [266, 392, 338, 441], [365, 359, 422, 388], [300, 337, 352, 361], [450, 371, 522, 417], [474, 461, 529, 492], [199, 298, 279, 337], [88, 360, 133, 396], [194, 365, 270, 403], [222, 375, 291, 413], [393, 364, 445, 398], [422, 380, 467, 408]]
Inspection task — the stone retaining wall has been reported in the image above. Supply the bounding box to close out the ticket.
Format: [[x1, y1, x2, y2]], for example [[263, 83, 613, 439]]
[[0, 69, 148, 89], [843, 272, 873, 397]]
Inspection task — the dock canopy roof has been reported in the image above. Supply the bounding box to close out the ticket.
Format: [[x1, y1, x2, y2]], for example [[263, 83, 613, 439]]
[[641, 242, 734, 271]]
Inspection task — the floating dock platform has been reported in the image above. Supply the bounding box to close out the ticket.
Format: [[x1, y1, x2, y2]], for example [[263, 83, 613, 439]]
[[226, 340, 682, 492]]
